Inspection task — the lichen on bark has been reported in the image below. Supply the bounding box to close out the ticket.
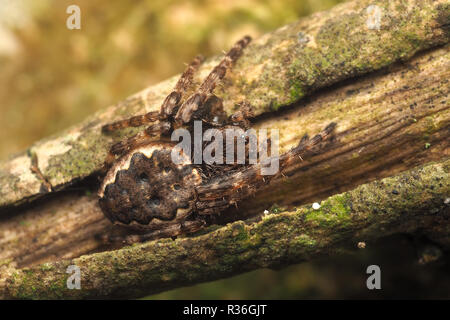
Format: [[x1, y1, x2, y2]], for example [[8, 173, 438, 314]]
[[0, 0, 448, 209], [1, 159, 448, 299], [0, 0, 448, 300]]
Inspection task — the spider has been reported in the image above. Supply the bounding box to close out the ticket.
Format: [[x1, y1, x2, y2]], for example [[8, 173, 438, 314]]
[[98, 36, 336, 243]]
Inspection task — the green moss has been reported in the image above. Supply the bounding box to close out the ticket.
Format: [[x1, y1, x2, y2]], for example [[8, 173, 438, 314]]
[[293, 233, 317, 247], [234, 229, 249, 242], [43, 130, 108, 184], [19, 220, 30, 227], [40, 263, 53, 271], [1, 0, 448, 209], [289, 79, 306, 101], [305, 194, 352, 228], [269, 203, 286, 214], [4, 159, 448, 299], [47, 278, 69, 299]]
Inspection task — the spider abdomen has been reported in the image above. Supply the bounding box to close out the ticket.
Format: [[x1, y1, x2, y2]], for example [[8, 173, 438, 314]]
[[98, 144, 202, 229]]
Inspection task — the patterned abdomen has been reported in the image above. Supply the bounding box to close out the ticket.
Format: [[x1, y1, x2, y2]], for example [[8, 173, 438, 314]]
[[98, 144, 202, 229]]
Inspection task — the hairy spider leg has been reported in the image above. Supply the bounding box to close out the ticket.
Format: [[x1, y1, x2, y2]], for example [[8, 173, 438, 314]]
[[160, 54, 205, 119], [102, 111, 159, 133], [102, 55, 204, 133], [103, 219, 205, 244], [29, 152, 53, 192], [228, 100, 254, 129], [174, 36, 252, 126], [106, 36, 252, 160], [110, 121, 172, 155], [101, 55, 205, 166], [195, 123, 337, 214]]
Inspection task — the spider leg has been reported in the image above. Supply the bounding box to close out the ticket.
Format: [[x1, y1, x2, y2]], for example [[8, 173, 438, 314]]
[[29, 152, 52, 192], [160, 54, 205, 119], [101, 55, 204, 133], [174, 36, 252, 126], [100, 121, 170, 173], [229, 101, 254, 130], [190, 94, 229, 126], [281, 122, 336, 170], [102, 111, 159, 133], [103, 219, 206, 244], [196, 123, 337, 203], [109, 121, 171, 156], [198, 36, 252, 95]]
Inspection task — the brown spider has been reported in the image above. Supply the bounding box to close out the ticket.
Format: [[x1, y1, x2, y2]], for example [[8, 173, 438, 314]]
[[98, 36, 336, 243]]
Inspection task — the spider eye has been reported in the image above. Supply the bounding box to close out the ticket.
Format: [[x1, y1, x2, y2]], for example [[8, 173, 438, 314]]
[[173, 184, 181, 190], [164, 167, 171, 173]]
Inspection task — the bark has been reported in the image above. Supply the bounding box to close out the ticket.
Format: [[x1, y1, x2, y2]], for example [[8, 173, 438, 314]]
[[0, 159, 448, 299], [0, 0, 449, 299], [0, 0, 448, 208]]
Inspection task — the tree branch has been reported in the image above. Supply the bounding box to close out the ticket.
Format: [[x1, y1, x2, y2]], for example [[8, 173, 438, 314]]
[[0, 0, 448, 299], [0, 0, 448, 208], [1, 159, 448, 299]]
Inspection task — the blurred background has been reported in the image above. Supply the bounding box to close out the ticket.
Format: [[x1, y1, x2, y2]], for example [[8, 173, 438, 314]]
[[1, 0, 448, 299], [0, 0, 343, 160]]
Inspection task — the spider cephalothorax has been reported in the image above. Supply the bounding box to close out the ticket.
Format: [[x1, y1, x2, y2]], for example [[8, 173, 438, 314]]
[[98, 36, 336, 243]]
